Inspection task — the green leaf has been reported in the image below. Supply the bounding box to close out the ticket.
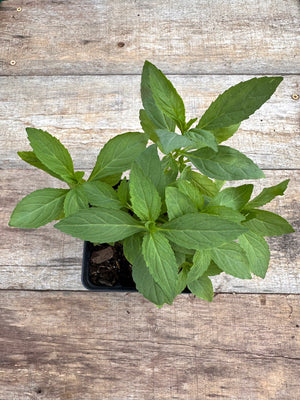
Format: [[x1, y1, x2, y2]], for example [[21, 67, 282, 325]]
[[123, 233, 171, 306], [64, 185, 89, 217], [175, 263, 190, 295], [184, 129, 218, 152], [188, 276, 214, 302], [203, 205, 246, 223], [211, 123, 241, 143], [146, 61, 186, 131], [129, 162, 162, 222], [88, 132, 147, 181], [82, 181, 122, 210], [187, 249, 211, 283], [26, 128, 76, 184], [209, 184, 254, 210], [162, 155, 179, 185], [155, 129, 192, 154], [74, 171, 85, 183], [142, 231, 178, 302], [117, 178, 130, 207], [177, 180, 204, 210], [136, 144, 166, 198], [243, 209, 295, 236], [55, 208, 145, 242], [165, 186, 197, 220], [239, 231, 270, 278], [184, 169, 220, 197], [185, 145, 265, 180], [244, 179, 290, 210], [18, 151, 63, 181], [196, 77, 283, 130], [9, 188, 69, 228], [100, 173, 122, 186], [184, 117, 198, 132], [160, 213, 248, 250], [141, 62, 176, 131], [139, 109, 160, 142], [211, 242, 252, 279], [204, 261, 223, 277]]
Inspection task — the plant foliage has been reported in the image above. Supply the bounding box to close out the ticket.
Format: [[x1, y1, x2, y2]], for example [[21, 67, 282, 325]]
[[9, 61, 294, 306]]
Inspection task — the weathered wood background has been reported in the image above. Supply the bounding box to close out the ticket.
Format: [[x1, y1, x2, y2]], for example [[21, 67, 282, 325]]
[[0, 0, 299, 399]]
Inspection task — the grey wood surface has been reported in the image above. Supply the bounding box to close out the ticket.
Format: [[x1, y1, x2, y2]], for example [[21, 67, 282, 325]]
[[0, 0, 299, 398], [0, 0, 299, 75], [0, 292, 299, 400]]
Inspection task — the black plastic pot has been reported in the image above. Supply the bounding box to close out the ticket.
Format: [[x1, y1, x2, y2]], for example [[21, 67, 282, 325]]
[[82, 241, 190, 294], [81, 241, 137, 292]]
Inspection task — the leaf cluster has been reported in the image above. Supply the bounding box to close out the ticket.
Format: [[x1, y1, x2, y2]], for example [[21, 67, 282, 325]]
[[9, 61, 294, 306]]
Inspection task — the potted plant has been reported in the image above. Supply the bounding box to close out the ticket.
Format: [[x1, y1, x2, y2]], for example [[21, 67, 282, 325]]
[[9, 61, 294, 306]]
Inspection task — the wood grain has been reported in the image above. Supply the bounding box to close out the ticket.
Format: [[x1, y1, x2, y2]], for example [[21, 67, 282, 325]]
[[0, 0, 299, 75], [0, 292, 299, 400], [0, 75, 299, 170], [1, 169, 298, 292]]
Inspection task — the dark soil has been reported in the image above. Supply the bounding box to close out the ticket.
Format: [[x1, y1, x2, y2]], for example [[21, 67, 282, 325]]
[[88, 242, 136, 289]]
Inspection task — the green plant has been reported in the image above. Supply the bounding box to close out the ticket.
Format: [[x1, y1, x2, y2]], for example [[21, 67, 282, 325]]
[[9, 61, 294, 306]]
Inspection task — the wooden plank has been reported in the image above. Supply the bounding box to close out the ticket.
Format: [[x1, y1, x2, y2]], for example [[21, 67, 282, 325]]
[[1, 169, 298, 292], [0, 292, 299, 400], [0, 0, 299, 75], [0, 75, 299, 169]]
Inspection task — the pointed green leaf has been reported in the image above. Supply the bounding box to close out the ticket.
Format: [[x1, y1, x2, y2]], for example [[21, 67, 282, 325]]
[[211, 123, 241, 143], [136, 144, 166, 198], [209, 184, 254, 210], [184, 117, 198, 132], [82, 181, 122, 210], [162, 155, 179, 185], [188, 276, 214, 302], [142, 231, 178, 302], [26, 128, 76, 184], [185, 145, 265, 180], [117, 178, 130, 207], [243, 209, 295, 236], [185, 129, 218, 152], [88, 132, 147, 181], [129, 162, 162, 221], [146, 61, 186, 131], [74, 171, 85, 183], [139, 109, 160, 142], [156, 129, 193, 154], [165, 186, 197, 220], [196, 77, 283, 130], [160, 213, 248, 250], [9, 188, 69, 228], [184, 169, 220, 197], [141, 62, 176, 131], [123, 234, 171, 306], [64, 185, 89, 217], [204, 261, 223, 277], [175, 264, 189, 295], [244, 179, 290, 210], [100, 173, 122, 186], [55, 208, 145, 243], [187, 249, 211, 284], [18, 151, 63, 180], [239, 231, 270, 278], [177, 180, 204, 210], [212, 242, 252, 279]]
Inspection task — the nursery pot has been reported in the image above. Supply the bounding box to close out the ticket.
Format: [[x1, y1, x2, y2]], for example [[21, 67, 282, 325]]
[[82, 241, 190, 293], [82, 241, 137, 292]]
